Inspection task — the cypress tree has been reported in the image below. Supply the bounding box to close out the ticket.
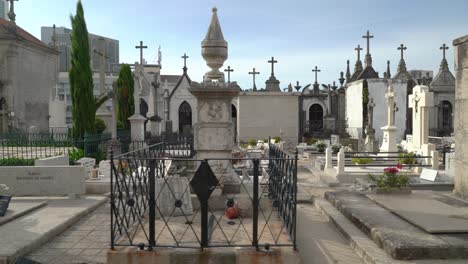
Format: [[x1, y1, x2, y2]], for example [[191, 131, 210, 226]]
[[69, 0, 95, 139], [116, 64, 134, 129]]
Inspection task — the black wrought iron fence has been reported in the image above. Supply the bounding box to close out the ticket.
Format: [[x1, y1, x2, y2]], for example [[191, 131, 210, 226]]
[[110, 143, 297, 251]]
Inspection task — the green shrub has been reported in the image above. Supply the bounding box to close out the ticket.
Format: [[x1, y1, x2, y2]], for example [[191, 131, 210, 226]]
[[273, 136, 281, 143], [95, 118, 106, 134], [397, 144, 403, 152], [331, 144, 341, 154], [0, 157, 34, 166], [68, 148, 84, 165], [306, 137, 318, 145], [369, 167, 409, 190], [240, 143, 248, 149], [248, 139, 257, 147], [316, 141, 327, 152], [262, 139, 269, 143], [398, 152, 415, 164], [351, 157, 373, 165]]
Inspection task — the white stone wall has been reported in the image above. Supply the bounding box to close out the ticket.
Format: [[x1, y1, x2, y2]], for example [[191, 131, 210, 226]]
[[0, 42, 59, 131], [345, 81, 364, 138], [168, 77, 198, 133], [237, 92, 299, 145], [346, 79, 407, 143]]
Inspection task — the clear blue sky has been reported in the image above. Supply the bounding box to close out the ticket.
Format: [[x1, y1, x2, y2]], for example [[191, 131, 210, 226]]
[[16, 0, 468, 89]]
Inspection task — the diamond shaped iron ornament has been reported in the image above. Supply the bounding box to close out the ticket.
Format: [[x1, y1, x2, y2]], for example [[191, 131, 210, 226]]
[[190, 161, 219, 202]]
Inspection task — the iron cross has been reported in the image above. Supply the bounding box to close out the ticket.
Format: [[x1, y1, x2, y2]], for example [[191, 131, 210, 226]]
[[355, 44, 363, 61], [248, 68, 260, 89], [224, 66, 233, 83], [312, 66, 321, 84], [398, 44, 407, 60], [362, 30, 374, 55], [181, 53, 189, 71], [440, 43, 449, 60], [268, 56, 278, 76], [135, 41, 148, 65]]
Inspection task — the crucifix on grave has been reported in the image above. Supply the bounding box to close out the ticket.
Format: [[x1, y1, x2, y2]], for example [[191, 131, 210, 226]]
[[249, 68, 260, 91], [362, 30, 374, 67], [268, 56, 278, 76], [440, 43, 449, 60], [380, 83, 398, 154], [398, 44, 407, 61], [312, 66, 321, 94], [409, 85, 434, 149], [312, 66, 321, 84], [355, 44, 363, 61], [224, 66, 233, 83], [135, 41, 148, 65], [181, 53, 189, 72]]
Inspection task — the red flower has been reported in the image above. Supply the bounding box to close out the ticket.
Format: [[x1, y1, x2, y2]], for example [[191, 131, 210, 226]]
[[384, 167, 399, 174], [396, 163, 403, 169]]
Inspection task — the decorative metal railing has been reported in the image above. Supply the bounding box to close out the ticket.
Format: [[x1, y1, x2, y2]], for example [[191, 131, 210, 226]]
[[110, 143, 297, 250]]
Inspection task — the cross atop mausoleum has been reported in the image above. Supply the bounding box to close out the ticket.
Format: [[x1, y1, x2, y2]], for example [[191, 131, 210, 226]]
[[135, 41, 148, 65], [224, 66, 233, 83], [312, 66, 321, 84], [249, 68, 260, 91], [268, 57, 278, 76]]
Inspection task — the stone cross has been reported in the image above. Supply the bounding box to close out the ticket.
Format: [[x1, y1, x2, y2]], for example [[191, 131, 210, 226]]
[[268, 56, 278, 76], [355, 44, 363, 61], [408, 86, 434, 147], [312, 66, 321, 84], [7, 0, 18, 25], [398, 44, 407, 60], [385, 84, 396, 126], [440, 43, 449, 60], [135, 41, 148, 65], [224, 66, 233, 83], [362, 30, 374, 56], [181, 53, 189, 69], [248, 68, 260, 90], [367, 98, 375, 129]]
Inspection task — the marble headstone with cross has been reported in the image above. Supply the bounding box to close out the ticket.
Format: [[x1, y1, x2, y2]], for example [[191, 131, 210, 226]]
[[408, 85, 435, 160], [379, 84, 398, 155]]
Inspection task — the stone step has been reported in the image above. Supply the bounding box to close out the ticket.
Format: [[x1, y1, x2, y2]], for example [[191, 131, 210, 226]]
[[0, 196, 107, 264]]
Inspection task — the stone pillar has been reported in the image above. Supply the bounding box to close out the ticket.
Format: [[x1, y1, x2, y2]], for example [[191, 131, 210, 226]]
[[453, 35, 468, 197], [129, 68, 146, 142], [325, 147, 332, 169], [431, 150, 439, 170], [337, 147, 345, 174]]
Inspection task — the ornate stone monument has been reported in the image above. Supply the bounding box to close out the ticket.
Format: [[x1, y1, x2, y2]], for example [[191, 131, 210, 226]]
[[380, 83, 398, 155], [128, 63, 146, 141], [189, 7, 240, 193]]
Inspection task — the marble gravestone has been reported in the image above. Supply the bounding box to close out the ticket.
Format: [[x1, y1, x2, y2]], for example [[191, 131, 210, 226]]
[[155, 175, 193, 217], [76, 157, 96, 179], [98, 160, 111, 178]]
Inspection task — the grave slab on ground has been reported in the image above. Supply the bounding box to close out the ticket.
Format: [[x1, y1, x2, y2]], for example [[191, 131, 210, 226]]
[[0, 195, 107, 264], [367, 192, 468, 233], [324, 190, 468, 260], [0, 200, 47, 226]]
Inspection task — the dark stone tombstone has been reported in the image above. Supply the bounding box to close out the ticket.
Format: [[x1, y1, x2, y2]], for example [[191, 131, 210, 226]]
[[0, 195, 12, 217]]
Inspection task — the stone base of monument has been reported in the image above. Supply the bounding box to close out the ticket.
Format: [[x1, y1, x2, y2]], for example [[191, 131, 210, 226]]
[[321, 190, 468, 260], [379, 125, 397, 156], [107, 247, 300, 264]]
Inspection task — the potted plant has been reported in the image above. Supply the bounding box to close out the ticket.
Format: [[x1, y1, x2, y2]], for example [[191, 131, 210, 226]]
[[0, 184, 11, 217], [368, 166, 411, 194], [316, 141, 327, 153], [331, 144, 341, 154], [398, 152, 415, 165], [273, 136, 281, 144], [306, 137, 318, 146], [352, 157, 373, 168]]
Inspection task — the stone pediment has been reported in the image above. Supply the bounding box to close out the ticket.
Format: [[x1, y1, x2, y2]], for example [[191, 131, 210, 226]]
[[430, 70, 455, 92]]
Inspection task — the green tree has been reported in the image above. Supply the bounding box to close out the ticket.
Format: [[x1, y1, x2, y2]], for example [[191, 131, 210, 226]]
[[116, 64, 134, 129], [69, 0, 95, 139]]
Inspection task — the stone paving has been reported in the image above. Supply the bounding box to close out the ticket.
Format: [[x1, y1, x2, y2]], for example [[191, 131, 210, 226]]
[[25, 203, 110, 264]]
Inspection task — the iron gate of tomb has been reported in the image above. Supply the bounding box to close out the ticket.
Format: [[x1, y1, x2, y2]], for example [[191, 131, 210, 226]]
[[109, 143, 297, 250]]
